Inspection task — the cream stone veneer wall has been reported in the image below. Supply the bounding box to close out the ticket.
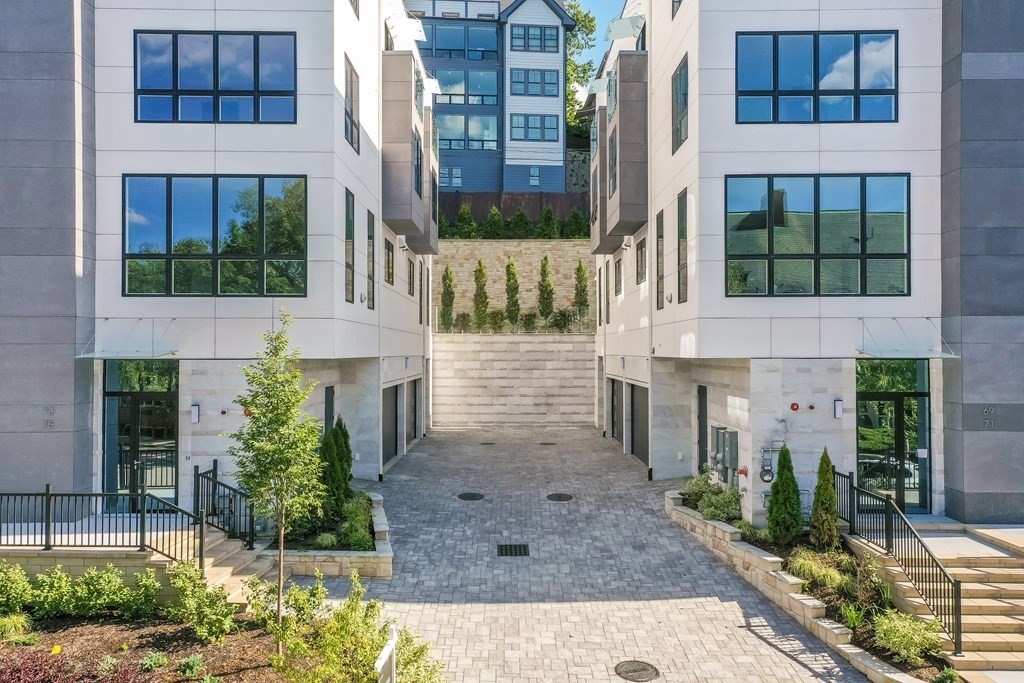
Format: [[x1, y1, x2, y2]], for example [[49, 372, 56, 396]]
[[431, 240, 597, 323], [432, 334, 595, 425]]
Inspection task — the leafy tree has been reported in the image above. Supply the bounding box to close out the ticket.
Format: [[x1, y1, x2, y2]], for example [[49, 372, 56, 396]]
[[228, 312, 326, 645], [562, 208, 589, 238], [508, 207, 532, 239], [472, 260, 488, 331], [767, 444, 803, 547], [317, 418, 353, 531], [479, 206, 505, 239], [440, 264, 455, 333], [538, 255, 555, 320], [505, 260, 521, 328], [809, 447, 840, 550], [453, 312, 472, 333], [573, 258, 589, 319], [565, 1, 597, 137], [536, 206, 560, 239], [487, 310, 506, 333], [455, 204, 477, 239], [438, 213, 455, 239]]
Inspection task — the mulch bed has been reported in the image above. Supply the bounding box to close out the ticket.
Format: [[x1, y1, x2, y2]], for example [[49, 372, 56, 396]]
[[741, 535, 947, 681], [0, 616, 283, 682]]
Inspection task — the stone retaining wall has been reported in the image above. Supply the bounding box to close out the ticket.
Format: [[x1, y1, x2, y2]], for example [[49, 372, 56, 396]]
[[0, 549, 176, 602]]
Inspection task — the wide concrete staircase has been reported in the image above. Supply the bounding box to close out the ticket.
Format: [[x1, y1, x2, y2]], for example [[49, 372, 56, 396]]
[[848, 529, 1024, 675]]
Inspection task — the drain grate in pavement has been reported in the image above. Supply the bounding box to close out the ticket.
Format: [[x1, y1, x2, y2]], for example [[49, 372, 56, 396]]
[[539, 442, 557, 445], [546, 493, 573, 502], [479, 442, 496, 446], [457, 492, 484, 501], [614, 661, 660, 682], [497, 543, 529, 557]]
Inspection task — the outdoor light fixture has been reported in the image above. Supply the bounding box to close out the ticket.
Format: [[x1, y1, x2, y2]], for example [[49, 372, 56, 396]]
[[190, 404, 200, 424], [834, 399, 844, 419]]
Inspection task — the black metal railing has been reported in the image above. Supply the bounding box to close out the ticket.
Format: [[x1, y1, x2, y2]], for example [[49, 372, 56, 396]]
[[0, 482, 205, 570], [833, 467, 962, 654], [194, 460, 255, 550]]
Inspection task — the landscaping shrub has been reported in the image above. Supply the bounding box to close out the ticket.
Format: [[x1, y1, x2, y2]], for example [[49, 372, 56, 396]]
[[535, 207, 559, 240], [873, 609, 942, 667], [809, 447, 840, 549], [176, 654, 205, 677], [487, 309, 506, 333], [167, 562, 236, 645], [245, 572, 328, 633], [454, 204, 476, 239], [538, 256, 554, 320], [453, 312, 472, 333], [505, 260, 520, 328], [200, 676, 223, 683], [34, 565, 74, 619], [508, 207, 531, 239], [138, 652, 169, 673], [786, 548, 844, 590], [549, 307, 577, 333], [573, 259, 589, 320], [317, 417, 354, 531], [0, 613, 30, 641], [839, 602, 868, 630], [118, 568, 161, 620], [440, 265, 455, 332], [0, 561, 32, 617], [736, 521, 772, 546], [767, 444, 803, 546], [313, 532, 338, 550], [853, 553, 882, 605], [521, 312, 538, 332], [697, 486, 741, 522], [933, 667, 960, 683], [680, 467, 717, 509], [4, 633, 38, 647], [71, 564, 126, 618], [340, 492, 374, 551], [0, 651, 77, 683], [479, 206, 505, 240], [472, 260, 488, 331]]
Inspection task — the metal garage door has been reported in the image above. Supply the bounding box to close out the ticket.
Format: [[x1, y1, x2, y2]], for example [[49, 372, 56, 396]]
[[630, 384, 649, 466], [383, 385, 399, 465]]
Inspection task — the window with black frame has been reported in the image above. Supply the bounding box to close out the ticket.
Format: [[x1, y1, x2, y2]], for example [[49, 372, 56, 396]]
[[725, 174, 910, 296], [510, 25, 558, 52], [678, 188, 688, 304], [135, 31, 296, 123], [434, 25, 466, 58], [407, 258, 415, 296], [656, 213, 664, 309], [122, 175, 306, 296], [614, 258, 622, 295], [345, 189, 355, 303], [608, 128, 618, 195], [510, 114, 558, 142], [467, 26, 498, 60], [510, 69, 559, 97], [385, 239, 395, 285], [468, 71, 498, 104], [468, 115, 499, 149], [366, 211, 375, 310], [736, 31, 897, 123], [636, 237, 647, 284], [437, 114, 465, 150], [436, 70, 466, 104], [413, 130, 423, 197], [344, 56, 360, 152], [672, 56, 688, 151]]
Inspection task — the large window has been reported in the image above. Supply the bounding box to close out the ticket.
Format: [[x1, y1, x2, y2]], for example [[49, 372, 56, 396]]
[[437, 114, 466, 149], [598, 267, 603, 325], [591, 169, 599, 220], [736, 32, 898, 123], [135, 31, 296, 123], [725, 174, 910, 296], [436, 70, 466, 104], [366, 211, 375, 310], [467, 115, 499, 149], [656, 212, 664, 310], [678, 189, 688, 304], [413, 130, 423, 197], [672, 56, 688, 151], [510, 114, 558, 142], [636, 237, 647, 284], [510, 69, 559, 96], [407, 258, 415, 296], [467, 26, 498, 60], [345, 189, 355, 303], [468, 71, 498, 105], [384, 239, 394, 285], [440, 167, 463, 187], [511, 25, 558, 53], [123, 175, 306, 296], [608, 128, 618, 195], [434, 25, 466, 58], [344, 56, 360, 152], [614, 258, 622, 295]]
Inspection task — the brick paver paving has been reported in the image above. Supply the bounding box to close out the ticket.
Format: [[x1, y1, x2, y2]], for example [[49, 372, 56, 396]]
[[303, 426, 864, 682]]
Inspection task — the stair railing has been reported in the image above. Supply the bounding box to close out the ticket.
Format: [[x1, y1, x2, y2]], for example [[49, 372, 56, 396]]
[[193, 460, 256, 550]]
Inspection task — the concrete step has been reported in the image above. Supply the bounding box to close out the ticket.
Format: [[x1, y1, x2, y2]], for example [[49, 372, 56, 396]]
[[942, 633, 1024, 652], [969, 529, 1024, 557], [901, 596, 1024, 616], [962, 614, 1024, 634], [944, 651, 1024, 671], [226, 559, 291, 609], [948, 567, 1024, 583], [895, 580, 1024, 600]]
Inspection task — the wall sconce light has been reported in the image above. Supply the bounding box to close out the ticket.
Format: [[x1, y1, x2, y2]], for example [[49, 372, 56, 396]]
[[834, 399, 844, 419], [190, 404, 200, 424], [666, 292, 673, 303]]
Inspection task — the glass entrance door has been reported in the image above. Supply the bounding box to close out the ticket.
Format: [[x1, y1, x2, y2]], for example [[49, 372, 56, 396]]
[[856, 396, 929, 513]]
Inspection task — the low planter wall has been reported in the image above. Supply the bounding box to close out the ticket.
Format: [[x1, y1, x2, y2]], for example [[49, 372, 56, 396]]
[[664, 492, 924, 683], [0, 548, 177, 602], [262, 493, 393, 579]]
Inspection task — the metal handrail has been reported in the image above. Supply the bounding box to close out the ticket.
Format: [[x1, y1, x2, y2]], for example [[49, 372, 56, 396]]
[[193, 460, 255, 550], [833, 467, 962, 654]]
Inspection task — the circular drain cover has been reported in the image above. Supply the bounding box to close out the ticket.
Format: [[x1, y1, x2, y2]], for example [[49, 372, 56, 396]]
[[457, 492, 484, 501], [546, 493, 573, 502], [615, 661, 660, 682], [479, 442, 496, 446]]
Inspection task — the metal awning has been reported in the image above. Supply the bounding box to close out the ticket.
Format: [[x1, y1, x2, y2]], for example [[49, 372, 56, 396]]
[[76, 350, 178, 359], [856, 318, 959, 360], [605, 15, 646, 41]]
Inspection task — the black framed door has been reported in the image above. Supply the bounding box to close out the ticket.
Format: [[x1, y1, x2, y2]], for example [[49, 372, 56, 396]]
[[630, 384, 649, 466], [406, 380, 418, 445], [697, 385, 708, 471], [610, 379, 623, 444], [857, 394, 930, 513], [383, 385, 399, 465], [105, 393, 178, 505]]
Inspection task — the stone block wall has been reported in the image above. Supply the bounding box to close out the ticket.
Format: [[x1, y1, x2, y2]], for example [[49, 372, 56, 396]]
[[431, 240, 596, 326], [432, 334, 595, 425]]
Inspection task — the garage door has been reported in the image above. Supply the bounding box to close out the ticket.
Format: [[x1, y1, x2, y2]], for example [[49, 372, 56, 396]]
[[383, 385, 399, 465], [406, 379, 419, 444], [630, 384, 649, 466]]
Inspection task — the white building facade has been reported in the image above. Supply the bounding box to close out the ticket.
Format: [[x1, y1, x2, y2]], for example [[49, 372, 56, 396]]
[[590, 0, 945, 523]]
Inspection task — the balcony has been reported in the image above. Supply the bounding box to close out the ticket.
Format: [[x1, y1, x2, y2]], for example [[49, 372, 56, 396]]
[[382, 51, 428, 237], [407, 105, 439, 255], [606, 51, 648, 237], [590, 106, 622, 255]]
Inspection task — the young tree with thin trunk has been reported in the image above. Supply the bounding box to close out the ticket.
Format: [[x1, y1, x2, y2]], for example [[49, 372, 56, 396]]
[[768, 444, 803, 547], [228, 312, 326, 652], [505, 259, 521, 329], [538, 255, 554, 320], [473, 260, 489, 331], [440, 264, 455, 332], [573, 258, 589, 319], [809, 447, 840, 549]]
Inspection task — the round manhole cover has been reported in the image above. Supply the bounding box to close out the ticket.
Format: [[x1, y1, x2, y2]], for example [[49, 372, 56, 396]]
[[457, 492, 484, 501], [614, 661, 660, 682], [546, 493, 573, 502], [479, 442, 496, 446]]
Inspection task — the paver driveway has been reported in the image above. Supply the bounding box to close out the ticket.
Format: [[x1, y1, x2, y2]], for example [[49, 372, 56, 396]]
[[311, 426, 865, 682]]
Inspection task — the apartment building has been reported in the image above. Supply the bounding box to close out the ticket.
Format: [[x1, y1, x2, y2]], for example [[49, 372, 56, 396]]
[[0, 0, 438, 513], [589, 0, 951, 523], [404, 0, 575, 193]]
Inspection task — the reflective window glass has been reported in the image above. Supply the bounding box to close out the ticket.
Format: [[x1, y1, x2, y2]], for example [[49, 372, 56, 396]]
[[260, 96, 295, 122], [179, 96, 214, 122], [138, 95, 173, 121], [137, 34, 172, 89], [437, 114, 465, 148], [436, 70, 466, 104], [172, 260, 213, 295], [259, 34, 295, 90], [218, 178, 259, 254], [820, 259, 860, 295], [125, 177, 167, 254], [737, 35, 773, 90], [468, 71, 497, 104], [220, 96, 255, 122], [774, 259, 814, 295], [778, 34, 813, 91], [866, 176, 908, 254], [772, 177, 814, 254], [468, 115, 498, 149], [171, 177, 213, 254], [435, 26, 465, 57], [820, 176, 862, 254], [737, 96, 772, 122], [219, 260, 259, 295], [126, 259, 167, 294], [778, 96, 813, 122], [859, 34, 896, 89], [866, 259, 907, 294], [727, 260, 768, 295], [218, 34, 254, 90], [726, 177, 769, 255], [177, 34, 213, 89], [264, 177, 306, 255], [467, 26, 497, 58], [819, 95, 854, 122], [860, 94, 895, 121], [818, 34, 855, 90]]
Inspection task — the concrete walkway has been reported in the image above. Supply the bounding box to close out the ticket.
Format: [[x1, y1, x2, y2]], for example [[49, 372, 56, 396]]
[[309, 426, 865, 682]]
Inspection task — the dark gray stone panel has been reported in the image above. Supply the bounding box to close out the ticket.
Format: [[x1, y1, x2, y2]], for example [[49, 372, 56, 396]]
[[959, 491, 1024, 524], [959, 227, 1024, 255], [943, 0, 963, 63], [962, 141, 1024, 168], [941, 257, 961, 317], [0, 432, 77, 492], [0, 256, 78, 317], [943, 427, 964, 490], [945, 487, 965, 521], [0, 79, 76, 141], [0, 1, 75, 54], [961, 80, 1024, 141], [0, 52, 76, 81], [941, 82, 962, 154], [0, 343, 78, 404], [940, 169, 961, 233], [962, 315, 1024, 343], [0, 227, 76, 256], [0, 140, 76, 168], [959, 342, 1024, 402], [960, 256, 1024, 316], [961, 431, 1024, 493], [0, 167, 77, 229], [960, 168, 1024, 229], [962, 0, 1024, 54]]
